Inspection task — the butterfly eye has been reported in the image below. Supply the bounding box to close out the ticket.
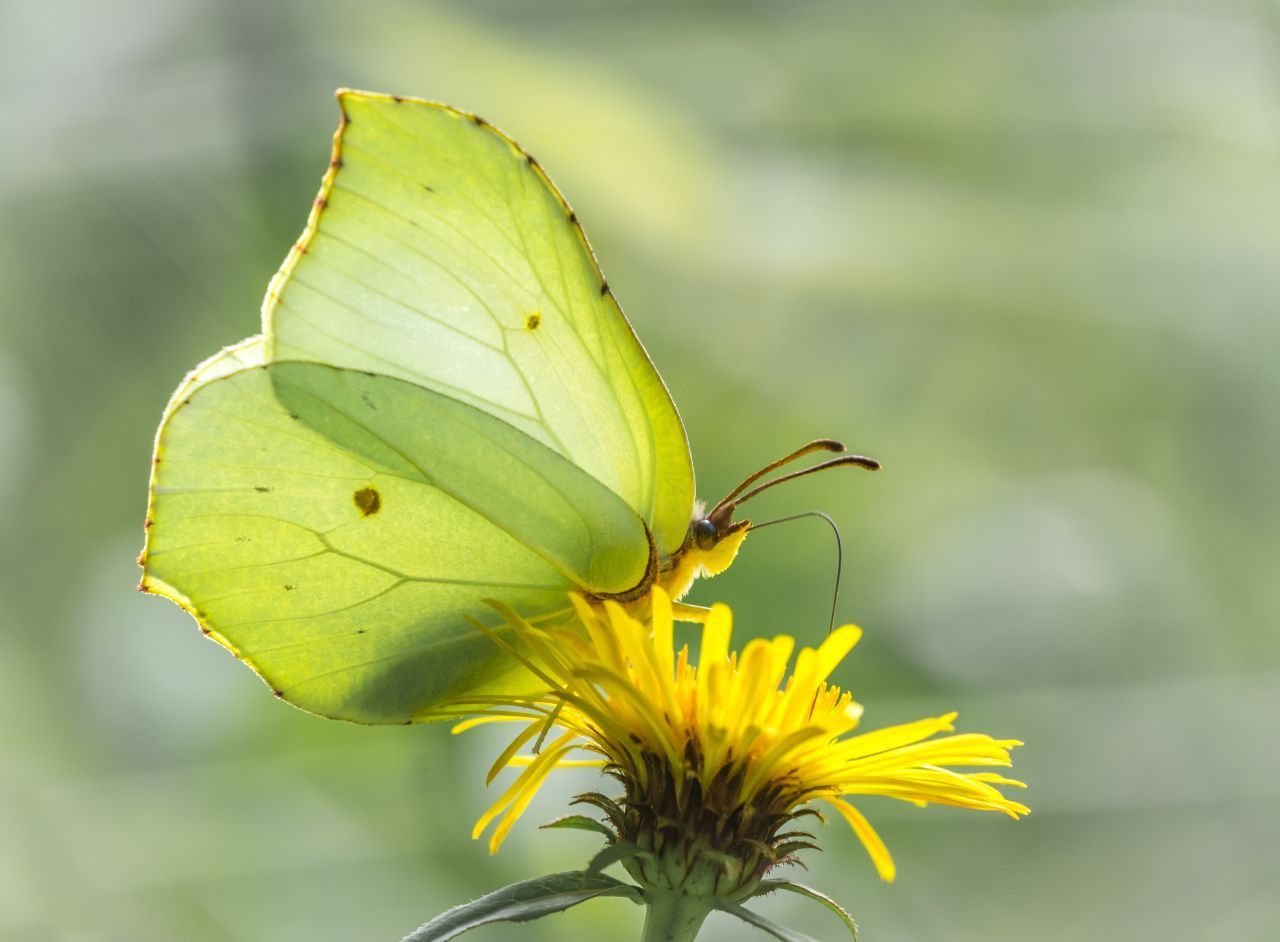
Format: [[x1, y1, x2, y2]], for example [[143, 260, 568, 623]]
[[693, 518, 718, 550]]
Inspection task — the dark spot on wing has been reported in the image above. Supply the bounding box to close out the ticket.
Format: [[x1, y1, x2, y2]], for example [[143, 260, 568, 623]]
[[356, 628, 367, 635], [274, 689, 286, 699], [144, 518, 153, 529], [253, 486, 272, 493], [568, 211, 578, 224], [525, 153, 540, 169], [353, 487, 381, 516], [288, 412, 300, 420], [525, 312, 541, 331], [421, 183, 436, 193], [283, 584, 296, 592], [234, 535, 250, 543], [392, 95, 404, 104], [330, 157, 344, 170], [360, 391, 377, 410], [471, 114, 488, 127], [600, 281, 611, 297], [314, 196, 328, 209]]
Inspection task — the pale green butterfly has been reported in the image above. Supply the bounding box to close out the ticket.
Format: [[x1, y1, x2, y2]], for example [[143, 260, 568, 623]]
[[139, 90, 876, 724]]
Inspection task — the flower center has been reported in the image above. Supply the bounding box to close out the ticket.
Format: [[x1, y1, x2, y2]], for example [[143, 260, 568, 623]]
[[609, 748, 806, 902]]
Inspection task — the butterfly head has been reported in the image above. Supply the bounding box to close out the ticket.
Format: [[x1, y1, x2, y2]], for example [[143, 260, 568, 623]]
[[692, 516, 732, 551], [657, 507, 750, 601], [687, 510, 750, 575], [661, 440, 879, 602]]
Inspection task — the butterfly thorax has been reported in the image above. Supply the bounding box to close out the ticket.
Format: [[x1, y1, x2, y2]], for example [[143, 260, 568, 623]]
[[585, 513, 748, 609]]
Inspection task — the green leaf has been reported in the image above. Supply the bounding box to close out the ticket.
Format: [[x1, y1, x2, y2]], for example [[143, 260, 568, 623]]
[[754, 881, 859, 939], [541, 814, 617, 841], [400, 871, 641, 941], [715, 900, 822, 942]]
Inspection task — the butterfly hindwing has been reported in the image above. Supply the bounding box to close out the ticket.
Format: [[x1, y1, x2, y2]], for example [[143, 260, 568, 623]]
[[142, 359, 650, 722]]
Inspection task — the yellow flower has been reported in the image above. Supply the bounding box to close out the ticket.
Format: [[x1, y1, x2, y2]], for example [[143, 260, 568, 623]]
[[449, 588, 1027, 894]]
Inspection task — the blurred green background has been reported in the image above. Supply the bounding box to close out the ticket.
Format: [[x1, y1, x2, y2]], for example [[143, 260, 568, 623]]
[[3, 0, 1278, 939]]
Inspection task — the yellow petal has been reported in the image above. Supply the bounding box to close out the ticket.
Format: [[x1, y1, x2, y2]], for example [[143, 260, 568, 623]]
[[488, 744, 575, 853], [827, 798, 896, 882], [814, 624, 862, 683], [699, 603, 732, 666], [450, 715, 525, 735], [696, 603, 733, 721], [474, 731, 577, 851], [652, 586, 675, 676]]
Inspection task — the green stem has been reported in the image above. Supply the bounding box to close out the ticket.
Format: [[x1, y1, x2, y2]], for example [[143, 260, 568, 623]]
[[640, 891, 713, 942]]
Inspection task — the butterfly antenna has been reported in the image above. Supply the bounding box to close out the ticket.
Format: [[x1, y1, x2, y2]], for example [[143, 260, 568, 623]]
[[709, 439, 846, 521], [746, 511, 844, 636], [714, 455, 879, 529], [748, 511, 852, 722]]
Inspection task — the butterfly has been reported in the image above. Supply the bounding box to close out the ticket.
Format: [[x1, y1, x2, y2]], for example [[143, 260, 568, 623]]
[[139, 90, 877, 724]]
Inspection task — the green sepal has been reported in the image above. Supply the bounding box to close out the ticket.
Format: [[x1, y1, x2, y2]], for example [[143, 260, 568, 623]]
[[742, 837, 780, 862], [772, 839, 821, 860], [585, 840, 656, 880], [400, 871, 642, 941], [754, 880, 859, 939], [696, 847, 743, 884], [773, 829, 818, 843], [541, 814, 617, 842], [572, 791, 627, 830], [714, 900, 822, 942]]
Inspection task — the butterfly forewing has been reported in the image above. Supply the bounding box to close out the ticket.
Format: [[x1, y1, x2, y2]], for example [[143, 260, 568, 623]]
[[264, 91, 694, 556]]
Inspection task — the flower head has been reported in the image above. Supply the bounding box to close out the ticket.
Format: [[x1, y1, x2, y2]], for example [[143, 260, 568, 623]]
[[450, 588, 1026, 898]]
